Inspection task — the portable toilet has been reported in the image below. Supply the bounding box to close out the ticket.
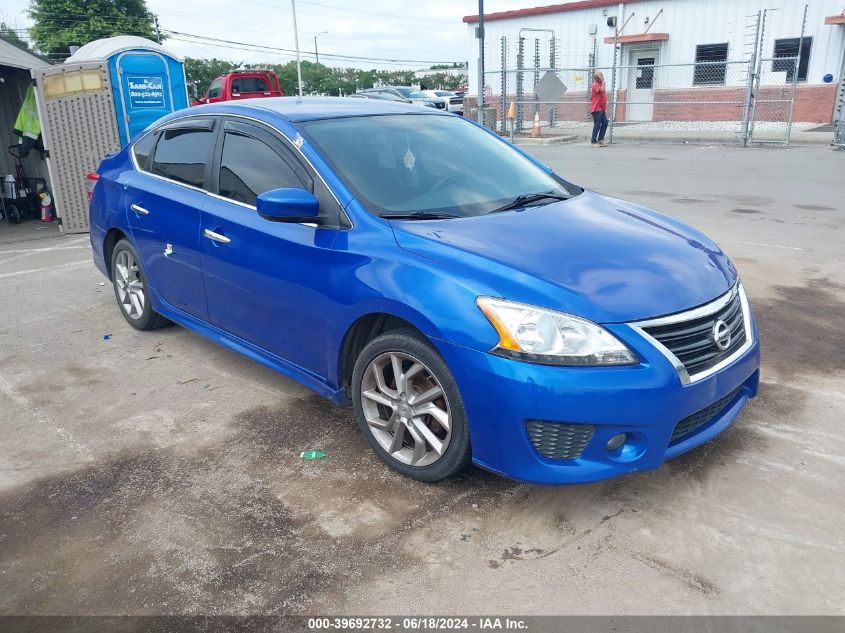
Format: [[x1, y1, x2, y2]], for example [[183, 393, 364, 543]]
[[31, 36, 188, 233], [65, 36, 188, 146]]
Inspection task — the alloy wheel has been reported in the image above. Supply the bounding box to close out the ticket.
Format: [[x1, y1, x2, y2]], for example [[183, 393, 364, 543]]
[[114, 249, 145, 320], [360, 351, 452, 467]]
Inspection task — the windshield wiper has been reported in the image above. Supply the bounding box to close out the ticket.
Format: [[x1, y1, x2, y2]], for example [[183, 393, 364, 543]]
[[381, 211, 462, 220], [488, 192, 569, 214]]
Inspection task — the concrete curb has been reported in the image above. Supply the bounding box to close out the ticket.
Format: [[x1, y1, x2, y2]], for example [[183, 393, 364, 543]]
[[511, 134, 578, 145], [522, 129, 837, 147]]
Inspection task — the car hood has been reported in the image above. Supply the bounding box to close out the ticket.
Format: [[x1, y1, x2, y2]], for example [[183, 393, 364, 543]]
[[390, 190, 737, 323]]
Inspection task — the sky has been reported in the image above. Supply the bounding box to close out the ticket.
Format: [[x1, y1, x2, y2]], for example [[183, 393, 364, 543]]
[[0, 0, 535, 69]]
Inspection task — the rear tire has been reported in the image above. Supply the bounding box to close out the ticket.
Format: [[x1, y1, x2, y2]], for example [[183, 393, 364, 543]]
[[110, 239, 169, 331], [352, 328, 471, 482], [5, 203, 20, 225]]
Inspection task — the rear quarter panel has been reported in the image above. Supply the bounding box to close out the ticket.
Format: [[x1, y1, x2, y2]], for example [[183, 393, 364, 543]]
[[90, 150, 132, 277]]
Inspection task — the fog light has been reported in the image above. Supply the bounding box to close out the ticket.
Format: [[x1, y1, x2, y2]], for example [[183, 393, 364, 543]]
[[606, 433, 627, 452]]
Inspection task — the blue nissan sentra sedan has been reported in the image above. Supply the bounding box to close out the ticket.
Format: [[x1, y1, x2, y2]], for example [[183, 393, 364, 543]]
[[89, 97, 760, 485]]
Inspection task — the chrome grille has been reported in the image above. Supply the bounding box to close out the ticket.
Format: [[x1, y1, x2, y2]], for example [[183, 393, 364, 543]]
[[526, 421, 594, 460], [670, 387, 742, 443], [640, 287, 747, 379]]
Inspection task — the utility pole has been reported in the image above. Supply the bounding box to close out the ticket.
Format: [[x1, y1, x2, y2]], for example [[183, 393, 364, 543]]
[[291, 0, 304, 98], [476, 0, 485, 124], [314, 31, 328, 65]]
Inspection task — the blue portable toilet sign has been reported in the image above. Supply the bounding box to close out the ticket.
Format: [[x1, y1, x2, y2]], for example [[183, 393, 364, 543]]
[[126, 76, 166, 108]]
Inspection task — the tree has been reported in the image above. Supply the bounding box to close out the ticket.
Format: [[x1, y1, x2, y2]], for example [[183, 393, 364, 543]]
[[1, 21, 31, 51], [28, 0, 159, 58], [183, 57, 462, 98]]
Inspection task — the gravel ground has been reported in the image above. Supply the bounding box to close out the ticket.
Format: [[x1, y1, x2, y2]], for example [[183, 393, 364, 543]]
[[0, 144, 843, 618]]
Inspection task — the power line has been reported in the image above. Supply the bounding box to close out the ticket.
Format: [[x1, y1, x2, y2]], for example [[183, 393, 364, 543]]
[[235, 0, 453, 32], [4, 9, 464, 62], [165, 37, 430, 68], [298, 0, 454, 25], [155, 9, 451, 58], [165, 30, 461, 65]]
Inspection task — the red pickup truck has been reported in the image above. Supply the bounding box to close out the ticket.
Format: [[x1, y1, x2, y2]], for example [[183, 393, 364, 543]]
[[194, 70, 284, 105]]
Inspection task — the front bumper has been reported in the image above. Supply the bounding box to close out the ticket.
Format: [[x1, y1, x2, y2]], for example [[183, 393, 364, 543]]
[[434, 318, 760, 485]]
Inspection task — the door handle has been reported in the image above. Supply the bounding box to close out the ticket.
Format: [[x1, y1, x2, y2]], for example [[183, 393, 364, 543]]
[[130, 203, 150, 215], [203, 228, 231, 244]]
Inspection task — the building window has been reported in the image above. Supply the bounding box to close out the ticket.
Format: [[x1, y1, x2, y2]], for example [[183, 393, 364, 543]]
[[773, 37, 812, 82], [694, 43, 728, 85]]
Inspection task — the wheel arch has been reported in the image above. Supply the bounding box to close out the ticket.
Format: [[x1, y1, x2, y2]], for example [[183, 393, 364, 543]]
[[337, 305, 443, 395], [103, 227, 129, 279]]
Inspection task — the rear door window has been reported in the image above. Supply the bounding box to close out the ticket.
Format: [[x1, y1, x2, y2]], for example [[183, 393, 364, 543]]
[[151, 127, 214, 188], [231, 76, 270, 93]]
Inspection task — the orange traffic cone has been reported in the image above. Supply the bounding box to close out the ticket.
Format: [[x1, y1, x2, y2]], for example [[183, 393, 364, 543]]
[[506, 101, 516, 121], [531, 111, 541, 138]]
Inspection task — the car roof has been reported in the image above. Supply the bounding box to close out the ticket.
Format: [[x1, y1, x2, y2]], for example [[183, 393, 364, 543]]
[[185, 96, 448, 122]]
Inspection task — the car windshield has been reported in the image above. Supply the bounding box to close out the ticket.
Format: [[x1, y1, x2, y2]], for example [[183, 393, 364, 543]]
[[435, 91, 454, 97], [396, 88, 427, 99], [297, 114, 579, 218]]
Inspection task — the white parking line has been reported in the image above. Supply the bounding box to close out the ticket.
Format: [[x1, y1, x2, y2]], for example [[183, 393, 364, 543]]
[[0, 237, 90, 266], [0, 259, 90, 280]]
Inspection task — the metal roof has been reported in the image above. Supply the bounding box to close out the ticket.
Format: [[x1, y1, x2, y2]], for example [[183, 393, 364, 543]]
[[0, 35, 51, 70], [66, 36, 182, 63]]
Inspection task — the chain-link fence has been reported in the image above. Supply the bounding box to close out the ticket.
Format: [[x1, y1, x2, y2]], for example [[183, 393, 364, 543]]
[[468, 11, 832, 147], [476, 43, 805, 146], [834, 62, 845, 150]]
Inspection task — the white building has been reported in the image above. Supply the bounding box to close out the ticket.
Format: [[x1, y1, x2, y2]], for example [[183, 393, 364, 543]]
[[463, 0, 845, 123]]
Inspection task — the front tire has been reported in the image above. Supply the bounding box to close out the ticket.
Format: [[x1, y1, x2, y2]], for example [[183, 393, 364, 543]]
[[110, 239, 169, 330], [352, 329, 471, 482]]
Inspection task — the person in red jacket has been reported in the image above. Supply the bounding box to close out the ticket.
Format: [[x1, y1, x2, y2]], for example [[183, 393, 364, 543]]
[[590, 71, 609, 147]]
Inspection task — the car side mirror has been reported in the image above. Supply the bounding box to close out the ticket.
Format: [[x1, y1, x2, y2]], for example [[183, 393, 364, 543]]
[[257, 188, 320, 223]]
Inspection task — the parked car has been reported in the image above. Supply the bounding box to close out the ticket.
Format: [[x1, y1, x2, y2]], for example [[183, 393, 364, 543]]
[[194, 70, 283, 105], [89, 98, 760, 485], [421, 89, 463, 114], [350, 92, 411, 103], [360, 87, 446, 110]]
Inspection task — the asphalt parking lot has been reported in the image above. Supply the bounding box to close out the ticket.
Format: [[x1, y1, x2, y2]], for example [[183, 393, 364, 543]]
[[1, 143, 843, 617]]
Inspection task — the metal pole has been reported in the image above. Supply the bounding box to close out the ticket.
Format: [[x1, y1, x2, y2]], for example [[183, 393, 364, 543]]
[[500, 35, 508, 133], [477, 0, 485, 124], [608, 34, 619, 144], [747, 9, 769, 145], [607, 11, 635, 144], [549, 36, 557, 127], [314, 31, 328, 67], [785, 4, 808, 146], [516, 37, 524, 133], [740, 11, 761, 147], [835, 46, 845, 148], [291, 0, 304, 98], [533, 38, 540, 120]]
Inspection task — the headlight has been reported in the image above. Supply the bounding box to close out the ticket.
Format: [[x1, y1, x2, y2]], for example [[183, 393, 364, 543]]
[[476, 297, 637, 366]]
